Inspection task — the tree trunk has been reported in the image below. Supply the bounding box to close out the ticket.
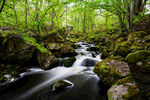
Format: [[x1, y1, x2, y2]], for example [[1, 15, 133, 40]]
[[35, 2, 39, 21], [13, 2, 19, 32], [25, 0, 28, 33], [106, 16, 108, 32], [51, 8, 55, 31], [133, 0, 147, 15], [0, 0, 5, 14]]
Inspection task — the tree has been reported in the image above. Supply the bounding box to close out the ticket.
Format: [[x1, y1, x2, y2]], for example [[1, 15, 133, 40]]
[[0, 0, 6, 14], [25, 0, 28, 33], [13, 0, 19, 32]]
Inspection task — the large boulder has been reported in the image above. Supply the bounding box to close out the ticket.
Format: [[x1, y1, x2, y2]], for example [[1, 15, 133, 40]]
[[108, 77, 141, 100], [37, 50, 59, 70], [93, 59, 130, 86], [126, 50, 150, 97], [47, 43, 76, 57], [0, 34, 35, 64]]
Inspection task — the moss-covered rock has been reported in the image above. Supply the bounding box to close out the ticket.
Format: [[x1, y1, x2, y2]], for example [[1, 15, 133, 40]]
[[47, 43, 76, 57], [37, 50, 59, 70], [93, 59, 130, 86], [126, 50, 150, 97], [114, 41, 132, 58], [53, 79, 73, 91], [114, 31, 149, 58], [64, 57, 76, 67], [108, 76, 141, 100], [0, 64, 25, 83], [0, 34, 35, 64]]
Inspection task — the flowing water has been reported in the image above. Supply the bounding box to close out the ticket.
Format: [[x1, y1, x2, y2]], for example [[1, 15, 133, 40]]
[[0, 42, 108, 100]]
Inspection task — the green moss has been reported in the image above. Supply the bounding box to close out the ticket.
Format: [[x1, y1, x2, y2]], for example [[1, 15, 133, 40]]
[[114, 41, 132, 57], [100, 64, 109, 73], [145, 43, 150, 51], [111, 77, 142, 100], [115, 37, 124, 46], [110, 67, 122, 77], [24, 34, 47, 53], [130, 45, 142, 50], [6, 65, 13, 70], [146, 92, 150, 97], [101, 49, 110, 59], [134, 31, 147, 38], [114, 76, 133, 85], [109, 56, 125, 61], [128, 31, 147, 42], [64, 57, 76, 67], [53, 79, 72, 91], [126, 50, 150, 64], [107, 91, 113, 100], [123, 85, 142, 100]]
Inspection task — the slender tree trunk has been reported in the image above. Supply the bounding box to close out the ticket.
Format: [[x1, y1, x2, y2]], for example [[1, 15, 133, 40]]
[[83, 11, 86, 33], [66, 4, 68, 26], [13, 2, 19, 32], [51, 8, 55, 31], [106, 16, 108, 32], [35, 2, 39, 21], [0, 0, 5, 14], [25, 0, 28, 33]]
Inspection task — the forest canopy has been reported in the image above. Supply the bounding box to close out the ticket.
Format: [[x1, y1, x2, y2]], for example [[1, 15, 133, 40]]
[[0, 0, 150, 36]]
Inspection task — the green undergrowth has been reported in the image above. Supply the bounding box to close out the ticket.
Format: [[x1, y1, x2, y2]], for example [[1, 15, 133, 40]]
[[23, 34, 47, 53]]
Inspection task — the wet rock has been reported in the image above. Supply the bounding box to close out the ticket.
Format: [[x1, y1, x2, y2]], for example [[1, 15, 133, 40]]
[[87, 47, 98, 51], [47, 43, 76, 57], [108, 77, 141, 100], [37, 50, 59, 70], [0, 34, 35, 64], [53, 79, 73, 91], [93, 58, 130, 86], [126, 50, 150, 97], [81, 58, 98, 67], [64, 57, 76, 67]]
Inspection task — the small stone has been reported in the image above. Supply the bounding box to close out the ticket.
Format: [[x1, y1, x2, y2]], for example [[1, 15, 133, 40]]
[[136, 61, 143, 66], [53, 80, 73, 91]]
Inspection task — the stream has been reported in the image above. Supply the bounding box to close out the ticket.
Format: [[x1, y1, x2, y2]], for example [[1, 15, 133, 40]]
[[0, 42, 108, 100]]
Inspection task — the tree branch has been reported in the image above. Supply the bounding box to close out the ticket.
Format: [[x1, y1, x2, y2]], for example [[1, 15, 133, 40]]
[[0, 0, 6, 14]]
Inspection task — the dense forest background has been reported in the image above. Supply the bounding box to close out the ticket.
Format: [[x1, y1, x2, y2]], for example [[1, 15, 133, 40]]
[[0, 0, 150, 40]]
